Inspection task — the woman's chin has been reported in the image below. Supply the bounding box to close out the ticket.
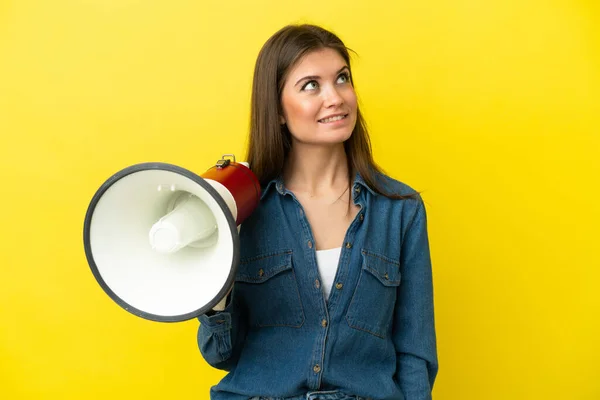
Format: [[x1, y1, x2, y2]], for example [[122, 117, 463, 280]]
[[317, 129, 354, 144]]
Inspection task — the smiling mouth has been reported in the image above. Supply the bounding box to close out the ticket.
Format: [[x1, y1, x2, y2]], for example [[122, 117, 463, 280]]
[[318, 114, 348, 123]]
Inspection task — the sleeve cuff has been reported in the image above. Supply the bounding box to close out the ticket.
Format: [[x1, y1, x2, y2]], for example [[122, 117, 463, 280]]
[[198, 311, 232, 333], [198, 293, 234, 332]]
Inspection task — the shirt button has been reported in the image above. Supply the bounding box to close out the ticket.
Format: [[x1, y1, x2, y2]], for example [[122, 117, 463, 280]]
[[308, 240, 313, 249], [277, 183, 283, 192], [258, 269, 264, 277], [359, 213, 364, 221], [313, 364, 321, 373], [354, 186, 361, 193], [345, 242, 352, 249], [315, 279, 321, 289], [335, 282, 343, 290], [321, 319, 328, 327]]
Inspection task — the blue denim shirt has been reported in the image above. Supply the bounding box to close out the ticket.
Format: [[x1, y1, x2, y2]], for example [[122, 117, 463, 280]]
[[197, 171, 438, 400]]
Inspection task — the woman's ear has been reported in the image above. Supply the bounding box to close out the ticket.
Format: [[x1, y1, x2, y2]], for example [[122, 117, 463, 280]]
[[279, 115, 286, 125]]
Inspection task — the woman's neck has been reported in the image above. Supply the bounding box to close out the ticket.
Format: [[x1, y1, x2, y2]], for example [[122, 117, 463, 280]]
[[282, 142, 349, 198]]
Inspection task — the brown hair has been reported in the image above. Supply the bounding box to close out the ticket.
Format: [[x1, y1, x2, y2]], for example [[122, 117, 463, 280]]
[[245, 23, 418, 201]]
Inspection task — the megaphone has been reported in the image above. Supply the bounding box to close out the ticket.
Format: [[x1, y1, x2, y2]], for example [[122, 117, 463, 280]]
[[83, 154, 260, 322]]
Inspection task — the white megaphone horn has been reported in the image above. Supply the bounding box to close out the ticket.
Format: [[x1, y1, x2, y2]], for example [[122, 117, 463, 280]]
[[83, 154, 260, 322]]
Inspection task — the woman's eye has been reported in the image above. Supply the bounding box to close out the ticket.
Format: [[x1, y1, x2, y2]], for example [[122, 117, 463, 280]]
[[337, 73, 350, 84], [302, 81, 318, 91]]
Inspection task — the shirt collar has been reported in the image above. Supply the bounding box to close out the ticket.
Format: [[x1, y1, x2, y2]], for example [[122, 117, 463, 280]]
[[352, 170, 378, 197], [260, 175, 285, 200], [259, 170, 377, 201]]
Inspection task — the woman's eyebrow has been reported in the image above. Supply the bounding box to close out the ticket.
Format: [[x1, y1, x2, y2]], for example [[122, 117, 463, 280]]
[[294, 66, 350, 87]]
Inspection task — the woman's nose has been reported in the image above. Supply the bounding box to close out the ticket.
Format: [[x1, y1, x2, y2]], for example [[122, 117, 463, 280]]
[[322, 85, 344, 107]]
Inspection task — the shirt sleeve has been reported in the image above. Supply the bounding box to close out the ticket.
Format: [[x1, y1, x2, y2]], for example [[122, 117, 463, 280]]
[[197, 288, 247, 371], [393, 197, 439, 399]]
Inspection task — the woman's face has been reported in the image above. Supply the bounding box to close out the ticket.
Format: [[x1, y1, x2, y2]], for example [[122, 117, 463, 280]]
[[280, 48, 358, 146]]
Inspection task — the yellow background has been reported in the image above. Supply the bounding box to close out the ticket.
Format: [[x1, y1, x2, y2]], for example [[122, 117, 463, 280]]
[[1, 0, 598, 399]]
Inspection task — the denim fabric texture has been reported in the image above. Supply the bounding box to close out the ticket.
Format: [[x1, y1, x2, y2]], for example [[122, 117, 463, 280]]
[[249, 389, 369, 400], [197, 171, 438, 400]]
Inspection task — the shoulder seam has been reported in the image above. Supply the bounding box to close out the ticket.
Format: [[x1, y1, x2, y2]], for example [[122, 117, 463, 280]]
[[400, 195, 424, 249]]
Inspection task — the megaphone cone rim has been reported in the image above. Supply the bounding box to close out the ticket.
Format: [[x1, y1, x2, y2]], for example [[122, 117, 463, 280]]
[[83, 162, 239, 322]]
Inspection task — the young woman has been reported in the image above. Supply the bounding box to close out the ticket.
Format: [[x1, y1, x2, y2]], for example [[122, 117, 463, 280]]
[[197, 23, 438, 400]]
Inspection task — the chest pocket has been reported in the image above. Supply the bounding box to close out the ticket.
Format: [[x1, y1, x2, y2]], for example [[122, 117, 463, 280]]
[[235, 250, 305, 328], [346, 249, 401, 339]]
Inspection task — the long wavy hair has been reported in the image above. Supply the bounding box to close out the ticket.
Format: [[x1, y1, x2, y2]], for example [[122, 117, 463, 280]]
[[245, 24, 418, 201]]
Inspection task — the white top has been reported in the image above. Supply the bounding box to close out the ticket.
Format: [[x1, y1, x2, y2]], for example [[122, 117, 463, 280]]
[[315, 247, 342, 301]]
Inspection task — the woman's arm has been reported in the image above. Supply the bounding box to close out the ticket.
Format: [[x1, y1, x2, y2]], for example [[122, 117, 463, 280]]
[[197, 288, 248, 371], [393, 197, 439, 399]]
